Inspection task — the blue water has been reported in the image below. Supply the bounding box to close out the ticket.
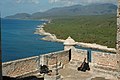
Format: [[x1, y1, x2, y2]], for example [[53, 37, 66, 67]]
[[1, 19, 64, 62]]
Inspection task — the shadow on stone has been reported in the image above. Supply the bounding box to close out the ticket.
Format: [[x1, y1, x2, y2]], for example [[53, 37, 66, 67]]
[[3, 76, 44, 80], [91, 77, 110, 80], [3, 76, 16, 80]]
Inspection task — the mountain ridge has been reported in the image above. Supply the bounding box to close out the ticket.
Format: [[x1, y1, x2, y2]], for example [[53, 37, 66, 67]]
[[5, 3, 117, 19]]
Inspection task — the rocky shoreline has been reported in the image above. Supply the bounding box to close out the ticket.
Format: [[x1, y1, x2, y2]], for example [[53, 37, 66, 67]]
[[34, 23, 65, 43], [34, 22, 116, 53]]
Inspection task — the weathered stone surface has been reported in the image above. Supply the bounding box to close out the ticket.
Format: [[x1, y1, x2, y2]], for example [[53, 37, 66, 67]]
[[2, 56, 38, 77], [45, 50, 70, 65], [92, 52, 117, 69], [71, 49, 87, 62]]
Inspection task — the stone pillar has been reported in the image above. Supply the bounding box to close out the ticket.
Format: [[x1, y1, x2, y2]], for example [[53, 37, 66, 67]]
[[117, 0, 120, 79], [40, 55, 47, 66]]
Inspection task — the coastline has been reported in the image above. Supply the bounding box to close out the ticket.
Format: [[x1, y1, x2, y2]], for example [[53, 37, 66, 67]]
[[34, 21, 116, 53], [34, 21, 65, 43]]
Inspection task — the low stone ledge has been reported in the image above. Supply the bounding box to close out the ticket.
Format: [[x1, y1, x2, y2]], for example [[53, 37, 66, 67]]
[[93, 64, 118, 76], [77, 42, 116, 53], [94, 65, 117, 72], [2, 56, 38, 65]]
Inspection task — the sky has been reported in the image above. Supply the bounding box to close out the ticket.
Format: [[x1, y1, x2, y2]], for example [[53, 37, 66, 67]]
[[0, 0, 117, 17]]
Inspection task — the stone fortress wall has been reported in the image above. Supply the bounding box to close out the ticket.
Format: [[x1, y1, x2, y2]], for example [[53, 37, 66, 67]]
[[2, 40, 118, 78]]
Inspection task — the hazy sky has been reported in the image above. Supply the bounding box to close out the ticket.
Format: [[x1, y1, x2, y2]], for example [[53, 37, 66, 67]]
[[0, 0, 117, 17]]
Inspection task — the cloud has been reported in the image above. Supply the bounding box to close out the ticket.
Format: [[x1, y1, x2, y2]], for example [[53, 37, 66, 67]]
[[49, 0, 117, 6], [85, 0, 117, 4], [16, 0, 117, 6], [49, 0, 77, 6], [31, 0, 39, 4], [16, 0, 21, 3], [16, 0, 40, 4]]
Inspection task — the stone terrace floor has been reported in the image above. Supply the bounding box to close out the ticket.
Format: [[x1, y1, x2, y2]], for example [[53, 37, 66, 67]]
[[58, 63, 118, 80], [5, 62, 118, 80], [29, 61, 118, 80]]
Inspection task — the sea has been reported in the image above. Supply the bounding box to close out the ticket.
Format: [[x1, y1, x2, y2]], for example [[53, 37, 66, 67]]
[[1, 19, 64, 62]]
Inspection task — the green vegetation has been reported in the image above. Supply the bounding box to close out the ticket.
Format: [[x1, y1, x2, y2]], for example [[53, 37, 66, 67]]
[[44, 15, 117, 48]]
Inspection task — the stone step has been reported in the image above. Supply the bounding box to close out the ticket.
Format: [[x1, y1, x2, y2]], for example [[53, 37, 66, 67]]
[[93, 67, 118, 76], [94, 65, 117, 72]]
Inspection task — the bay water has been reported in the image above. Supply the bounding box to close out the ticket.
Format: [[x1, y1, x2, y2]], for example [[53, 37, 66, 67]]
[[1, 19, 64, 62]]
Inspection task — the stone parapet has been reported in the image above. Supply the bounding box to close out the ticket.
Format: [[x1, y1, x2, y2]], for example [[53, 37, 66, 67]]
[[69, 47, 117, 70], [2, 56, 39, 77], [71, 49, 87, 62], [2, 50, 70, 78], [43, 50, 70, 65], [92, 51, 117, 69]]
